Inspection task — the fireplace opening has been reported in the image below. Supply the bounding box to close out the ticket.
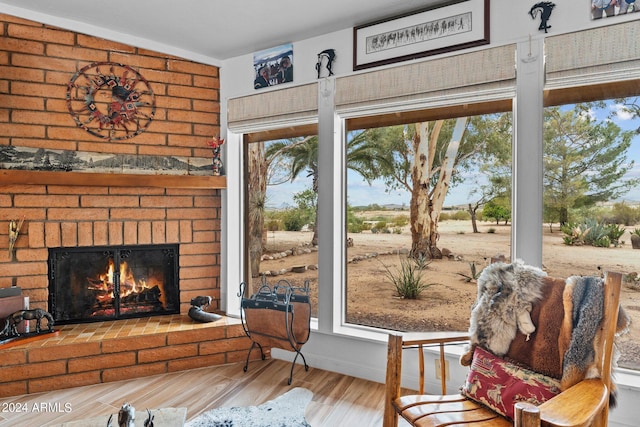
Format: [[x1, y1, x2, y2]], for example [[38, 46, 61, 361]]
[[48, 244, 180, 325]]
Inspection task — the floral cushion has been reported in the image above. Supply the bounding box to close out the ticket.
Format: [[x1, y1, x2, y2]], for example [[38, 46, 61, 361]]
[[461, 346, 561, 420]]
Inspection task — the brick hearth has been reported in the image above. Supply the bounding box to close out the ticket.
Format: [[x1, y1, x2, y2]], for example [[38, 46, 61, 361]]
[[0, 315, 262, 398]]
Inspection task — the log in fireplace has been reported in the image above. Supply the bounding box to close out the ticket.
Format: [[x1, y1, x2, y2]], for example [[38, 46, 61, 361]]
[[48, 244, 180, 325]]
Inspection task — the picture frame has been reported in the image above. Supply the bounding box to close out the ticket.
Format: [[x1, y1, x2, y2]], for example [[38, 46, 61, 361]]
[[253, 43, 294, 90], [591, 0, 640, 20], [353, 0, 490, 71]]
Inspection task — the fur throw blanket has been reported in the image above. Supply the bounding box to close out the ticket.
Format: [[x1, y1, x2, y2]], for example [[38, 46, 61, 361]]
[[461, 260, 547, 364], [461, 261, 630, 395]]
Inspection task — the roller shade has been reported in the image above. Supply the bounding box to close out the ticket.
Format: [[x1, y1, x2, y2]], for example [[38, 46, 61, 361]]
[[545, 20, 640, 90], [228, 83, 318, 131], [335, 44, 516, 114]]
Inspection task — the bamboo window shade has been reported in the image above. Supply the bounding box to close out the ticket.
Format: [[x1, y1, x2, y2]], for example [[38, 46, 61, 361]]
[[544, 20, 640, 106]]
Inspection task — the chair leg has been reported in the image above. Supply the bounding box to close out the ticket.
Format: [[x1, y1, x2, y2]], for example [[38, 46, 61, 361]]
[[514, 402, 540, 427], [384, 335, 403, 427]]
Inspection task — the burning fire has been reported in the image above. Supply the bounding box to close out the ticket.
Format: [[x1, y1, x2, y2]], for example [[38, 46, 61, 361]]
[[88, 259, 163, 306]]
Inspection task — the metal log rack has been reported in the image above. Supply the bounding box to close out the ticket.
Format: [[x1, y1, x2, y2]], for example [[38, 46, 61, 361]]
[[239, 277, 311, 384]]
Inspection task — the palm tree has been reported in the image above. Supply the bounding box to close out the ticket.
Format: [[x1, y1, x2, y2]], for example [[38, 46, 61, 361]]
[[267, 131, 389, 246], [268, 136, 320, 244]]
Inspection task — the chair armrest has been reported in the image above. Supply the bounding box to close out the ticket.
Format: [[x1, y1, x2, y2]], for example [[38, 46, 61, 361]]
[[538, 379, 608, 427], [399, 331, 469, 347]]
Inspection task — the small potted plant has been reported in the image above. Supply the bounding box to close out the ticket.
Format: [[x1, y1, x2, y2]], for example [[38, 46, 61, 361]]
[[631, 228, 640, 249]]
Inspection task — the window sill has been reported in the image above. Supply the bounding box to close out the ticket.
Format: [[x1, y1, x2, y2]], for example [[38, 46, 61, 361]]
[[311, 320, 640, 391]]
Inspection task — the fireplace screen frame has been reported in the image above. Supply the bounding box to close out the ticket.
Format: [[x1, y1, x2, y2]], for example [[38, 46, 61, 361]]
[[48, 244, 180, 325]]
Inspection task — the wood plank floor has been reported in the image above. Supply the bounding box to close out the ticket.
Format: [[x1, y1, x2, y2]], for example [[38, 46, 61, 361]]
[[0, 359, 389, 426]]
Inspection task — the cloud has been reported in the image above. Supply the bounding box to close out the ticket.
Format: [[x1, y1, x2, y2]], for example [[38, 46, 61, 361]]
[[611, 103, 635, 121]]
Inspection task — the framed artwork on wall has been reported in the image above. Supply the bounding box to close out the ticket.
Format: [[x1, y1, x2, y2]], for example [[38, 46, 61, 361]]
[[253, 43, 294, 90], [353, 0, 489, 71], [591, 0, 640, 20]]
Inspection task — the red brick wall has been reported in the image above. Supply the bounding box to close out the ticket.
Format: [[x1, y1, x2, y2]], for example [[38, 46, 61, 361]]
[[0, 14, 222, 314]]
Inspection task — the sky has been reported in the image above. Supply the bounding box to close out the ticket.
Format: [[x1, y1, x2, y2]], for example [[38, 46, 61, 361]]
[[264, 100, 640, 210]]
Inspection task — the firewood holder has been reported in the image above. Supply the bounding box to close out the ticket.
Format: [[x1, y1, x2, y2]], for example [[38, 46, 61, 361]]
[[239, 277, 311, 384]]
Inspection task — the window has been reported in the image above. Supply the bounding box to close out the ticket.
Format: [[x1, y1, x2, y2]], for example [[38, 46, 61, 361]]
[[244, 128, 319, 318], [543, 80, 640, 371], [343, 102, 512, 333]]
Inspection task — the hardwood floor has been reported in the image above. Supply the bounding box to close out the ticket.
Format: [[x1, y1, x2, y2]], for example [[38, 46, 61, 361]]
[[0, 359, 388, 426]]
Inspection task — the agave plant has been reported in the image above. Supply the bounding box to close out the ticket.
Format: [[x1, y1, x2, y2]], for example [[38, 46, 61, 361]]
[[457, 262, 483, 283], [381, 257, 435, 299]]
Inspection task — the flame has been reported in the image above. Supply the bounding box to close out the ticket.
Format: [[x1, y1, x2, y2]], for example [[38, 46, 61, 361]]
[[91, 259, 163, 305]]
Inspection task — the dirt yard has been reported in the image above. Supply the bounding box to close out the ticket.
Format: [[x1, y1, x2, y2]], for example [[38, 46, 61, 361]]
[[257, 219, 640, 370]]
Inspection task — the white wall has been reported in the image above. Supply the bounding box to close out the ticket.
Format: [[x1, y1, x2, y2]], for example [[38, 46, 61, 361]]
[[220, 3, 640, 426], [220, 0, 634, 101]]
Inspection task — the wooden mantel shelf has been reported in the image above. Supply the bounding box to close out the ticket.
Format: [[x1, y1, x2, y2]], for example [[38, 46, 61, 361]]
[[0, 169, 226, 189]]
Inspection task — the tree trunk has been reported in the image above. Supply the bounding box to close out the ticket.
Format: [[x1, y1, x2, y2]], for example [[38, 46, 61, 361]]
[[468, 203, 479, 233], [410, 121, 441, 259], [248, 143, 267, 280], [559, 207, 569, 226], [409, 118, 467, 259], [632, 234, 640, 249], [311, 169, 319, 246]]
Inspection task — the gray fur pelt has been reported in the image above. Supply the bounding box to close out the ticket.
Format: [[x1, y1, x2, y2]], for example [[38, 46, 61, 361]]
[[462, 260, 547, 365], [562, 275, 603, 384], [562, 275, 630, 407]]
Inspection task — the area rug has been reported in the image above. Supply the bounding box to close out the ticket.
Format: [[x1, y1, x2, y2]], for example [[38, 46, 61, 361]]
[[185, 387, 313, 427]]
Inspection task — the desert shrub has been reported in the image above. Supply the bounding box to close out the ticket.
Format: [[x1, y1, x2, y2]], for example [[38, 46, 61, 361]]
[[561, 222, 587, 245], [561, 219, 624, 248], [347, 207, 364, 233], [266, 220, 280, 232], [592, 235, 611, 248], [608, 202, 640, 226], [487, 228, 496, 234], [382, 257, 434, 299], [348, 223, 363, 233], [451, 210, 471, 220], [439, 212, 451, 221], [632, 228, 640, 237], [282, 210, 306, 231], [483, 200, 511, 225], [624, 272, 640, 291], [372, 221, 388, 233], [605, 224, 626, 247], [583, 219, 609, 246], [457, 262, 483, 283], [413, 254, 431, 270], [392, 215, 409, 227]]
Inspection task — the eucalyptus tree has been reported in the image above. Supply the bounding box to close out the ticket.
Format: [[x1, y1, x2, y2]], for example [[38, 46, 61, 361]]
[[359, 114, 513, 259]]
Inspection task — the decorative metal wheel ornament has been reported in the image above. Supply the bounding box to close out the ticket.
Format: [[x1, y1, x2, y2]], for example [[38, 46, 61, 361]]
[[66, 62, 156, 140]]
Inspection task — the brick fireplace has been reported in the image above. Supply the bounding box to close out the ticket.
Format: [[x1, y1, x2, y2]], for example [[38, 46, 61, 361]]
[[0, 12, 224, 315], [0, 13, 256, 397]]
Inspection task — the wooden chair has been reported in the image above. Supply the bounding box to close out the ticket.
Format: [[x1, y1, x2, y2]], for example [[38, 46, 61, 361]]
[[384, 270, 624, 427]]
